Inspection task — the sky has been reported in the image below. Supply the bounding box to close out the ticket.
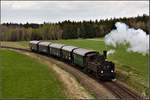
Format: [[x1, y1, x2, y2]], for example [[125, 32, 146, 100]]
[[1, 1, 149, 24]]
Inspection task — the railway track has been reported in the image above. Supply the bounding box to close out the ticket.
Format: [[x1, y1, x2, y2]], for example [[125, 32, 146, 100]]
[[0, 46, 144, 99], [102, 81, 143, 99]]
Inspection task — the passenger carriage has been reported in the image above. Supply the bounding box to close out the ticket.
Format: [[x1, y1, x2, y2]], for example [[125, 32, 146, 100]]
[[38, 42, 52, 54], [49, 43, 65, 57], [29, 40, 40, 52], [72, 48, 98, 68], [61, 46, 78, 62]]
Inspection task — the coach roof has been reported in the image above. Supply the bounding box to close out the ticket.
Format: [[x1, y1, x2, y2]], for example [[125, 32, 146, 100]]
[[62, 46, 78, 52], [30, 40, 40, 44], [39, 41, 51, 46], [49, 43, 65, 49], [73, 48, 97, 56]]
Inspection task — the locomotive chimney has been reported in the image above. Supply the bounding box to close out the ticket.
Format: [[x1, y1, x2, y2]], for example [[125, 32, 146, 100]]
[[103, 50, 107, 59]]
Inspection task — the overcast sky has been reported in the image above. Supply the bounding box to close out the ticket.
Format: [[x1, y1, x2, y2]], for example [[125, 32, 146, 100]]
[[1, 1, 149, 24]]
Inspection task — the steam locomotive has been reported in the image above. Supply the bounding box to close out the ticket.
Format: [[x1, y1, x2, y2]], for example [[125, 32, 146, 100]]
[[29, 41, 116, 81]]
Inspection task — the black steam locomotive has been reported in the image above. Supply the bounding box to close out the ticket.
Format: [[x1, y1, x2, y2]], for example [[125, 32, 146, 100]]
[[29, 41, 116, 81]]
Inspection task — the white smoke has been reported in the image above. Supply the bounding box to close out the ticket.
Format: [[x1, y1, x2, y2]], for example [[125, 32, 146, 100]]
[[107, 49, 115, 55], [105, 22, 149, 55]]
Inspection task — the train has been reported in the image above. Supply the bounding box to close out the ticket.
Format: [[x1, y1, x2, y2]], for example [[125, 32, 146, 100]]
[[29, 40, 116, 81]]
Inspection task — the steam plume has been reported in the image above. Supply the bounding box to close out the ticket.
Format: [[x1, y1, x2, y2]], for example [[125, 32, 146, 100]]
[[105, 22, 149, 55], [107, 49, 115, 55]]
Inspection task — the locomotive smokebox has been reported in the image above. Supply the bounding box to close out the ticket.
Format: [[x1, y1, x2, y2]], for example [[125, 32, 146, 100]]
[[103, 50, 107, 59]]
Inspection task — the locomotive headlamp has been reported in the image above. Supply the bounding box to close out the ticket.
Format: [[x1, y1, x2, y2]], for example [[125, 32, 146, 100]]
[[111, 70, 114, 72], [69, 56, 71, 60], [101, 71, 103, 73]]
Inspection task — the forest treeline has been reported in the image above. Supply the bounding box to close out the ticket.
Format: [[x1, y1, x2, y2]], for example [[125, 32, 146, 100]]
[[0, 14, 149, 41]]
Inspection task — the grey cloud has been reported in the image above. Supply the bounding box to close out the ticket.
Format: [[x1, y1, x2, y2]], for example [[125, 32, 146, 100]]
[[1, 1, 149, 23]]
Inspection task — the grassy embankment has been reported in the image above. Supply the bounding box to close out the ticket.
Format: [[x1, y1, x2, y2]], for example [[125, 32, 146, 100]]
[[0, 49, 66, 99], [0, 39, 149, 96], [0, 41, 29, 49]]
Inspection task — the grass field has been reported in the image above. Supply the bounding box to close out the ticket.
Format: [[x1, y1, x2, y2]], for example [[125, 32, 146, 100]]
[[0, 49, 66, 99], [0, 39, 149, 96]]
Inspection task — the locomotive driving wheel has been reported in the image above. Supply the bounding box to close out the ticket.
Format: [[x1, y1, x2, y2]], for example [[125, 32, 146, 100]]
[[96, 67, 102, 80]]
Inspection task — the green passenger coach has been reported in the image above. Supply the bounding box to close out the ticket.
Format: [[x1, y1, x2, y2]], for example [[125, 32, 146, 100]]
[[61, 46, 78, 62], [73, 48, 98, 68], [49, 43, 65, 57], [38, 42, 52, 54], [29, 40, 40, 52]]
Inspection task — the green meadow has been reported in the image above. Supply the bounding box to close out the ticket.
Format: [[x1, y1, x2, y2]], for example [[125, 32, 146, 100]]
[[0, 38, 149, 96], [0, 49, 66, 99]]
